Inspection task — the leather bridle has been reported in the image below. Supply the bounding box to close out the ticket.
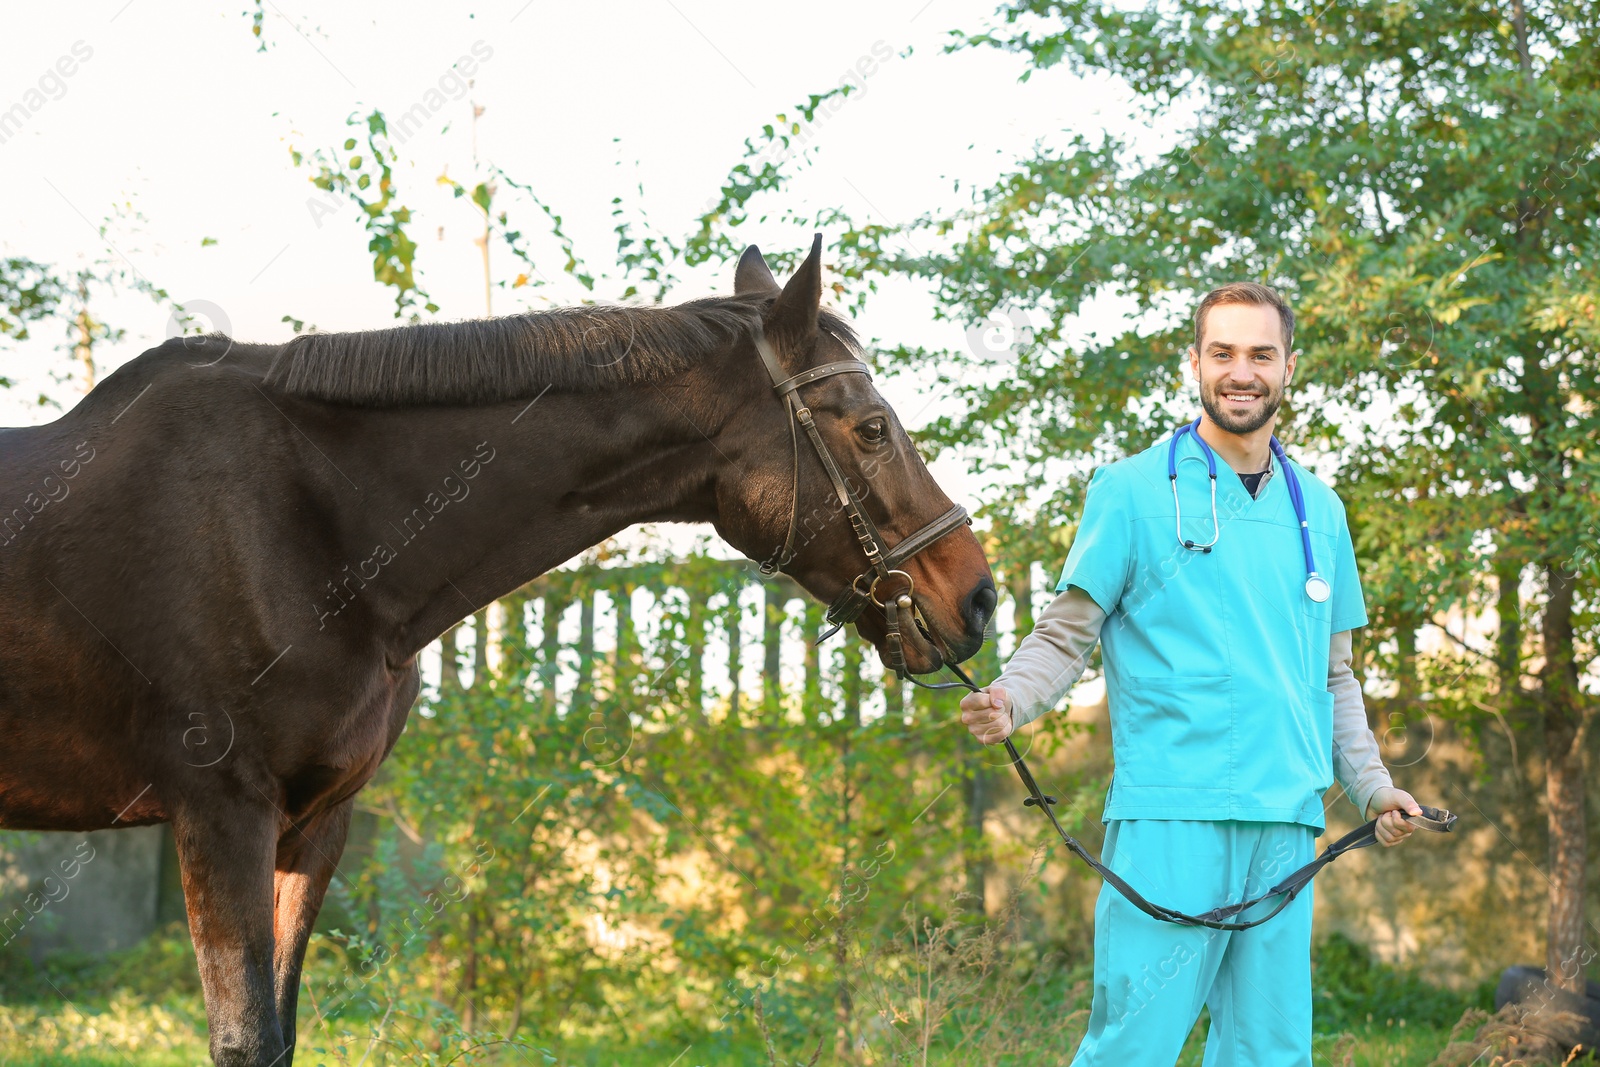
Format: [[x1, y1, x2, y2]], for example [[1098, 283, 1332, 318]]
[[750, 322, 972, 678]]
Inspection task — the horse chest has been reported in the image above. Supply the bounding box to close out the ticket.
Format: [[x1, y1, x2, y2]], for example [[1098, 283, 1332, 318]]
[[279, 659, 418, 819]]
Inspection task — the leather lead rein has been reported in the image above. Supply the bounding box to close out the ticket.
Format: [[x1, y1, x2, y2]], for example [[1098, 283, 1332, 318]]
[[926, 660, 1458, 931]]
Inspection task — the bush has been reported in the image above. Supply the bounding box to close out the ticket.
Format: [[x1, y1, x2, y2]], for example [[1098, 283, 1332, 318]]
[[1312, 931, 1479, 1031], [0, 921, 198, 1004]]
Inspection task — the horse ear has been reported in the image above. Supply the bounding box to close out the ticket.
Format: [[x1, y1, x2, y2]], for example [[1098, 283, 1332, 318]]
[[767, 233, 823, 352], [734, 245, 780, 294]]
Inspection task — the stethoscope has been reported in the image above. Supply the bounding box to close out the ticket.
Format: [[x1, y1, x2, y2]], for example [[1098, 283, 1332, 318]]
[[1166, 416, 1332, 603]]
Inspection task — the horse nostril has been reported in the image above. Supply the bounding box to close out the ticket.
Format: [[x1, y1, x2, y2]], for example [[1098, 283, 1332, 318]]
[[966, 579, 997, 632]]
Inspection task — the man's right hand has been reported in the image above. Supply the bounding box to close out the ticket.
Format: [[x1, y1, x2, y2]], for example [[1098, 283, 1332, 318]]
[[961, 685, 1014, 745]]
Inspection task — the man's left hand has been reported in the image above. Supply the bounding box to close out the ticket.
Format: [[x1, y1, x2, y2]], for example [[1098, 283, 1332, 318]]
[[1365, 787, 1425, 847]]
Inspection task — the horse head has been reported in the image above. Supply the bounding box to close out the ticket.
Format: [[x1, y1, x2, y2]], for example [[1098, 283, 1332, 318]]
[[713, 237, 996, 675]]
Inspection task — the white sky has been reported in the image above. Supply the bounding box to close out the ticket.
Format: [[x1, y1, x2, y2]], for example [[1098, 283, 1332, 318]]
[[0, 1, 1152, 500]]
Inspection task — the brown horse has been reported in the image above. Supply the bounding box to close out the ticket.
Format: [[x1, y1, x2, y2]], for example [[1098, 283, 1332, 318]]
[[0, 238, 995, 1065]]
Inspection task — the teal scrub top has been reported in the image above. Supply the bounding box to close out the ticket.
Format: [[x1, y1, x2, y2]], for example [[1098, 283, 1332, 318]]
[[1056, 428, 1368, 834]]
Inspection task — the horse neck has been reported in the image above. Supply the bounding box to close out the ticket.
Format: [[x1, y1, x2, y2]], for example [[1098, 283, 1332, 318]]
[[321, 356, 757, 659]]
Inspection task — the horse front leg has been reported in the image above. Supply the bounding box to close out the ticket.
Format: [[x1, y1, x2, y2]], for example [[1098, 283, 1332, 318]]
[[172, 794, 286, 1067], [272, 798, 354, 1065]]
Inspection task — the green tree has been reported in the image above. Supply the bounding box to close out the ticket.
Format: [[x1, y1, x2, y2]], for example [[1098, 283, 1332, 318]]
[[2, 219, 183, 401], [0, 257, 64, 358], [830, 0, 1599, 995]]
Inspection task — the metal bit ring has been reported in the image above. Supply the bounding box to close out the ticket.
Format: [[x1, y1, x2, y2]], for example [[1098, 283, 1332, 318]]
[[868, 569, 914, 608]]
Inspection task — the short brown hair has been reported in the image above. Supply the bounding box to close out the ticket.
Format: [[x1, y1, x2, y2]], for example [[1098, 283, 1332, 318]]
[[1192, 282, 1294, 353]]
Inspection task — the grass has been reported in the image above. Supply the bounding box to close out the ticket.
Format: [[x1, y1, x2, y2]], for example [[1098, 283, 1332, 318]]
[[0, 1028, 1480, 1067], [0, 992, 1512, 1067], [0, 984, 1484, 1067], [1, 1055, 201, 1067], [0, 926, 1582, 1066]]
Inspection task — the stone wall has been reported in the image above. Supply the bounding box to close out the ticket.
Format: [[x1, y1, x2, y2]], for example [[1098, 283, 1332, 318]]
[[0, 825, 168, 960]]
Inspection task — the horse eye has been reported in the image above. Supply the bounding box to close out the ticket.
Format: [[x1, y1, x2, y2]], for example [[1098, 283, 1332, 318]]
[[857, 419, 887, 444]]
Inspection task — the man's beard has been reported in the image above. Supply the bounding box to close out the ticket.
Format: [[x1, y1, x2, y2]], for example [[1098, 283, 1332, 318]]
[[1200, 377, 1284, 434]]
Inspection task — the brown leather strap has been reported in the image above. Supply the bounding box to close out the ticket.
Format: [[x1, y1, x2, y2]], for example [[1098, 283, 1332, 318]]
[[773, 361, 871, 394]]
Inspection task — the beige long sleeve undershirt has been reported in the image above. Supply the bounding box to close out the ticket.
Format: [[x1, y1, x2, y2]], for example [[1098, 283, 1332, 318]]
[[993, 586, 1395, 821]]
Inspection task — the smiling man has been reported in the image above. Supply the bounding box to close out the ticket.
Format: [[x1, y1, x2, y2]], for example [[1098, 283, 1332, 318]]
[[961, 282, 1422, 1064]]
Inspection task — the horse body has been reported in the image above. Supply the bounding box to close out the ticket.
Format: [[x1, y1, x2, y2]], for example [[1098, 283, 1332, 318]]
[[0, 332, 737, 826], [0, 241, 996, 1065], [1, 342, 396, 832]]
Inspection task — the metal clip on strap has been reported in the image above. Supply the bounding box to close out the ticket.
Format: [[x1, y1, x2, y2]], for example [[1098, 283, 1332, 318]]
[[815, 503, 971, 645]]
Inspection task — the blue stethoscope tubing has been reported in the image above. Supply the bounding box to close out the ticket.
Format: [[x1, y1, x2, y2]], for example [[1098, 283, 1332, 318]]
[[1167, 417, 1332, 603]]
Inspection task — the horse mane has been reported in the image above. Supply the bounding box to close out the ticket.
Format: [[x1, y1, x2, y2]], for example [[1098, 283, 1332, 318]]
[[261, 292, 862, 407]]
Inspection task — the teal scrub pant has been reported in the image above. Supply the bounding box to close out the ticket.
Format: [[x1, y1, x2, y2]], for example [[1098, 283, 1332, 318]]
[[1070, 819, 1317, 1066]]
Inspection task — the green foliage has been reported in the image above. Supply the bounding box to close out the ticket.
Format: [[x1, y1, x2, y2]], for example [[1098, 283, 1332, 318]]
[[610, 79, 894, 302], [0, 198, 183, 402], [438, 163, 597, 297], [0, 1053, 200, 1067], [1311, 931, 1481, 1031], [844, 0, 1600, 722], [280, 559, 1042, 1055], [682, 86, 859, 275], [0, 921, 198, 1005], [0, 258, 64, 356], [292, 109, 438, 318], [242, 1, 266, 51]]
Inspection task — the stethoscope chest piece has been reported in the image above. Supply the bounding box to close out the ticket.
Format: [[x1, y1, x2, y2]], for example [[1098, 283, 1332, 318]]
[[1305, 574, 1331, 603]]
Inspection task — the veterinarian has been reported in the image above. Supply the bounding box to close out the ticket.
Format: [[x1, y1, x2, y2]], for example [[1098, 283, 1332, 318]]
[[961, 282, 1422, 1065]]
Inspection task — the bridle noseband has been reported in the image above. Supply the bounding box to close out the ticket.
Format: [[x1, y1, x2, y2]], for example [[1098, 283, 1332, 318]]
[[750, 323, 972, 678]]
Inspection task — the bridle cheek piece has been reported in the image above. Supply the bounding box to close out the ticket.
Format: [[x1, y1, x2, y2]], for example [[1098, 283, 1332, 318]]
[[750, 323, 972, 678]]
